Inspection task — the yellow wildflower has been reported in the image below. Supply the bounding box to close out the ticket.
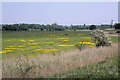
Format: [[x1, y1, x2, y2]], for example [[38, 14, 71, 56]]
[[27, 43, 39, 45], [77, 42, 95, 45], [63, 40, 69, 41], [0, 50, 13, 54], [28, 40, 34, 42], [57, 38, 69, 39], [9, 46, 16, 47], [57, 45, 74, 47], [20, 40, 26, 42], [5, 48, 20, 49], [18, 46, 25, 48], [29, 46, 40, 48]]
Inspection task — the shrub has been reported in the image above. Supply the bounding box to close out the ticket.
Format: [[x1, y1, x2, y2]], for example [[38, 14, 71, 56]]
[[89, 25, 96, 30], [116, 30, 120, 33], [74, 41, 85, 50], [114, 23, 120, 30], [90, 29, 112, 47], [74, 41, 95, 50]]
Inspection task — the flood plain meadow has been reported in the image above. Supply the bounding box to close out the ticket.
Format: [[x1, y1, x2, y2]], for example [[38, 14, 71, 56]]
[[2, 31, 96, 59], [1, 31, 119, 78]]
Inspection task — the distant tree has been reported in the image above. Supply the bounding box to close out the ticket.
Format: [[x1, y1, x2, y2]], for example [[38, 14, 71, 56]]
[[83, 24, 86, 27], [89, 25, 96, 30], [114, 23, 120, 30], [71, 26, 78, 31], [52, 22, 57, 27]]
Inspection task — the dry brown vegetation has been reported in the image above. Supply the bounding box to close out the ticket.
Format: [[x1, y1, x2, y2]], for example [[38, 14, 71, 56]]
[[2, 43, 119, 78]]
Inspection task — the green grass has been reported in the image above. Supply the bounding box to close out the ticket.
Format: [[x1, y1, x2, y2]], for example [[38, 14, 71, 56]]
[[2, 31, 92, 59], [111, 36, 120, 43], [51, 56, 119, 78], [2, 31, 119, 59]]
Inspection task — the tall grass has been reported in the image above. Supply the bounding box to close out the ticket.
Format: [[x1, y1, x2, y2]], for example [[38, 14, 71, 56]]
[[2, 43, 118, 78]]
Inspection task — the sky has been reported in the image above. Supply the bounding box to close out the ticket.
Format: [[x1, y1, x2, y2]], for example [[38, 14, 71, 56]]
[[2, 2, 118, 25]]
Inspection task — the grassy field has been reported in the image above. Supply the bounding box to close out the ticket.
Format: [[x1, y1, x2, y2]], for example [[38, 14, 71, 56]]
[[2, 31, 95, 59], [1, 31, 119, 78]]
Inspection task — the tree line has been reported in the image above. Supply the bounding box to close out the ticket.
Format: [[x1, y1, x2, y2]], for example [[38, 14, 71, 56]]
[[1, 23, 120, 31]]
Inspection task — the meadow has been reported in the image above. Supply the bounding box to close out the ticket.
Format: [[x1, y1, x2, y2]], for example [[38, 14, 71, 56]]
[[1, 31, 119, 78], [2, 31, 96, 59]]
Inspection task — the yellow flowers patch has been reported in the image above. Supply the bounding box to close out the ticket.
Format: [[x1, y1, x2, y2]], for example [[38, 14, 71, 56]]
[[9, 46, 16, 47], [1, 45, 26, 53], [74, 42, 96, 50], [57, 45, 74, 47], [77, 42, 95, 45], [3, 33, 95, 54], [63, 40, 69, 41], [28, 40, 34, 42], [20, 40, 35, 42], [57, 38, 69, 39], [18, 46, 25, 48], [0, 50, 13, 54], [20, 40, 26, 42], [5, 48, 20, 49], [27, 43, 39, 45]]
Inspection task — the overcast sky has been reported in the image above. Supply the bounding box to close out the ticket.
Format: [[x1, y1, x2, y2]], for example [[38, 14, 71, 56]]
[[2, 2, 118, 25]]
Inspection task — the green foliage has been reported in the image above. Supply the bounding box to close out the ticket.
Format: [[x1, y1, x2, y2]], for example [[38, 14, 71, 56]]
[[72, 26, 78, 31], [116, 30, 120, 33], [2, 23, 65, 31], [74, 41, 85, 50], [89, 25, 96, 30], [114, 23, 120, 30], [90, 29, 112, 47]]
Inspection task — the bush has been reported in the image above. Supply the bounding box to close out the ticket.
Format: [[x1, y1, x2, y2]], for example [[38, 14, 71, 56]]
[[114, 23, 120, 30], [90, 29, 112, 47], [74, 41, 95, 50], [89, 25, 96, 30], [74, 41, 86, 50], [116, 30, 120, 33]]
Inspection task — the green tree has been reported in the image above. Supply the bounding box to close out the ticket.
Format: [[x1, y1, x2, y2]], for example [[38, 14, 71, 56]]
[[114, 23, 120, 30], [72, 26, 78, 31], [89, 25, 96, 30]]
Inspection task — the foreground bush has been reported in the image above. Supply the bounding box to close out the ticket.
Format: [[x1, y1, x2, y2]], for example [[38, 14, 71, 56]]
[[74, 42, 95, 50], [90, 29, 112, 47], [74, 41, 85, 50]]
